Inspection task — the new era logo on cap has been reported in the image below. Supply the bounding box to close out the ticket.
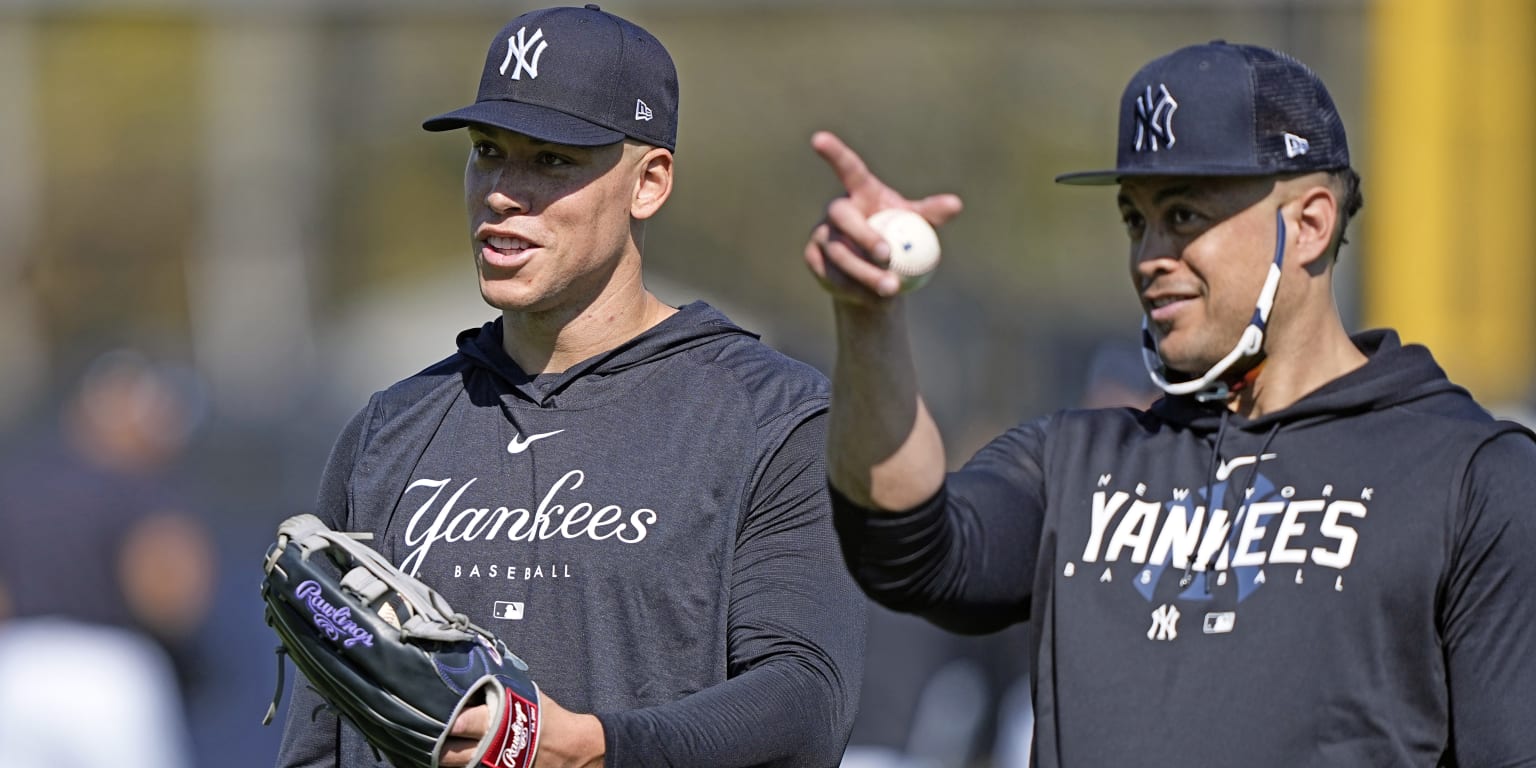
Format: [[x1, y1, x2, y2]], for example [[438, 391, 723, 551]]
[[423, 4, 679, 151], [1283, 132, 1310, 158], [1057, 41, 1350, 185]]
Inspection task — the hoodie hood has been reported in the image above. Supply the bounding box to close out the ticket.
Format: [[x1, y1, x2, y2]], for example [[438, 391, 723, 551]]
[[454, 301, 758, 407], [1148, 329, 1477, 435]]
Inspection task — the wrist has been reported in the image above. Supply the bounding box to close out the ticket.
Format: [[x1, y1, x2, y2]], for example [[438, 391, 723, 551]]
[[832, 293, 906, 324], [538, 707, 605, 768]]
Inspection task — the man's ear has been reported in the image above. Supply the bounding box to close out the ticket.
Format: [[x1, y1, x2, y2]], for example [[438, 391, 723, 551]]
[[631, 147, 673, 220], [1290, 180, 1339, 270]]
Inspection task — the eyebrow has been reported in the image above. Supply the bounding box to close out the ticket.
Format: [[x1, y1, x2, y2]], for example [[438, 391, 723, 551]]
[[1118, 183, 1203, 208]]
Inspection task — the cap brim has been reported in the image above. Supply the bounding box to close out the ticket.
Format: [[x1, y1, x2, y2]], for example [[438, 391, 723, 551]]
[[422, 100, 625, 147], [1053, 169, 1122, 186], [1057, 166, 1249, 186], [1055, 163, 1329, 186]]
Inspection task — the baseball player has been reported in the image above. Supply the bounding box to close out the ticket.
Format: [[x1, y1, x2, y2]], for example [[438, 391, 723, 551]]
[[274, 5, 866, 767], [803, 41, 1536, 765]]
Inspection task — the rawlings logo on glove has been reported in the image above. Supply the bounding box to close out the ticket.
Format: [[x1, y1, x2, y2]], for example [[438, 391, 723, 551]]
[[295, 580, 376, 647], [261, 513, 540, 768]]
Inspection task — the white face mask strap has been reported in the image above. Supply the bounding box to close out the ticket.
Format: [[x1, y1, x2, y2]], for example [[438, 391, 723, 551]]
[[1142, 207, 1286, 400]]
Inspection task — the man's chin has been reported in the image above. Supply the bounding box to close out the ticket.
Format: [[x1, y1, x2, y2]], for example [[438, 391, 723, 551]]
[[1155, 351, 1215, 383], [478, 282, 544, 314]]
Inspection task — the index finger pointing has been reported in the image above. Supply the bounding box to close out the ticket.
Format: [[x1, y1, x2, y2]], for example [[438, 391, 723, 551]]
[[811, 131, 878, 199]]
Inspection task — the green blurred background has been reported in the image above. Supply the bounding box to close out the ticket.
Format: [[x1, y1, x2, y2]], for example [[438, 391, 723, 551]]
[[2, 1, 1531, 453], [0, 1, 1530, 765]]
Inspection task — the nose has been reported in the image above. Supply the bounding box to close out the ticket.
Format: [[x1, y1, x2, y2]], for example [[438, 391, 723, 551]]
[[481, 166, 530, 216], [1131, 224, 1179, 283]]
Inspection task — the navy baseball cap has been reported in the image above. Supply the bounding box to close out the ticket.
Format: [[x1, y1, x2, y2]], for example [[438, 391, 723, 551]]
[[423, 4, 679, 151], [1056, 41, 1350, 185]]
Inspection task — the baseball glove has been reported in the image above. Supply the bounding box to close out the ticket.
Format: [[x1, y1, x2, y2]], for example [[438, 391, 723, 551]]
[[261, 513, 540, 768]]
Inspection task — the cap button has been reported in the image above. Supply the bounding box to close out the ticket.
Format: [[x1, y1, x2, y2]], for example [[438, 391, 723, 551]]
[[585, 3, 601, 9], [1209, 39, 1227, 45]]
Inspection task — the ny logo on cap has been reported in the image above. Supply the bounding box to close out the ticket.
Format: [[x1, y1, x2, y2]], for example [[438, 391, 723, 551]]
[[500, 27, 549, 81], [1133, 84, 1178, 152]]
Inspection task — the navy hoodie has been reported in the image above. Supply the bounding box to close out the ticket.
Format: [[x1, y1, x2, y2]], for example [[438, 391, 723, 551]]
[[837, 330, 1536, 766], [276, 302, 867, 767]]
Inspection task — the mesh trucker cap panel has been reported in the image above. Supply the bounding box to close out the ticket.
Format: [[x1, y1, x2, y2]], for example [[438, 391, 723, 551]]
[[1248, 49, 1350, 174]]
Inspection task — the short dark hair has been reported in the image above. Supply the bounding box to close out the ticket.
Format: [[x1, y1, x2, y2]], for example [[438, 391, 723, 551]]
[[1330, 167, 1364, 258]]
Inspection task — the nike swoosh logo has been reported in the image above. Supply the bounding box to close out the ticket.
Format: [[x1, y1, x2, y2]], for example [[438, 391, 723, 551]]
[[1215, 453, 1278, 482], [507, 429, 564, 454]]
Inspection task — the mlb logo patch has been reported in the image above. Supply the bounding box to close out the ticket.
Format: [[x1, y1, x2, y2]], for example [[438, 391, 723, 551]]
[[1203, 611, 1236, 634]]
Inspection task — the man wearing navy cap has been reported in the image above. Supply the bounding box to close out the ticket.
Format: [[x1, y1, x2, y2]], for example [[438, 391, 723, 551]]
[[802, 42, 1536, 765], [276, 6, 865, 767]]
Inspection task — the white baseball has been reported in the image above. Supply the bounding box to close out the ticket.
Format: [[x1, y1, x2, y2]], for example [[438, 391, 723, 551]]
[[868, 208, 941, 291]]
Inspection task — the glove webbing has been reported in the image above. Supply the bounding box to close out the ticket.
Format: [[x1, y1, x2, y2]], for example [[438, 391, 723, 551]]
[[274, 515, 491, 644]]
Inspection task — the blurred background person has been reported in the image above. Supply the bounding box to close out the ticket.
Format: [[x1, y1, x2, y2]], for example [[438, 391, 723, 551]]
[[0, 349, 215, 768], [1077, 340, 1163, 412]]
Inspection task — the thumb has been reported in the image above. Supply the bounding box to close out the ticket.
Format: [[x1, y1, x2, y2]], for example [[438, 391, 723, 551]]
[[912, 193, 964, 227]]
